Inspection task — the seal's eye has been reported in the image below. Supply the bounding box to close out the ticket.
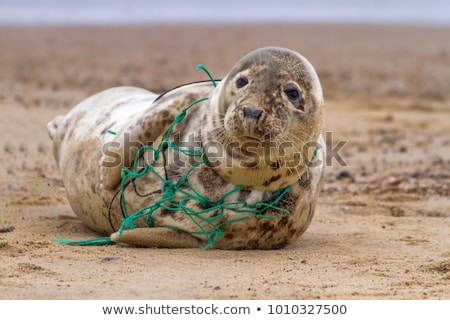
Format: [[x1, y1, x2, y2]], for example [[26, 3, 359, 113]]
[[284, 83, 300, 100], [236, 76, 248, 88], [284, 83, 304, 111]]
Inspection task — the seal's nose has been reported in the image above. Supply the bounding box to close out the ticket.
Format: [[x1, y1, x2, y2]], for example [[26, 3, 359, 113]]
[[243, 106, 263, 121]]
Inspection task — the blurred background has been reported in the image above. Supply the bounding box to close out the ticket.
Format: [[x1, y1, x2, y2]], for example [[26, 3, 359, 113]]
[[0, 0, 449, 25]]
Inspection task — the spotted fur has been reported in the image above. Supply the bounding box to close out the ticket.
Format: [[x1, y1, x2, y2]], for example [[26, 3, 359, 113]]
[[48, 47, 325, 249]]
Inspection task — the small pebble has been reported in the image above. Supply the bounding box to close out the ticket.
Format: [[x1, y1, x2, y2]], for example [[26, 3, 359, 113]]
[[390, 206, 405, 217], [0, 226, 15, 233], [101, 256, 120, 262], [336, 170, 354, 181]]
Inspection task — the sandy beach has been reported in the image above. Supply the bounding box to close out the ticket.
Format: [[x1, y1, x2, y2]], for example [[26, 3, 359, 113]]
[[0, 24, 449, 299]]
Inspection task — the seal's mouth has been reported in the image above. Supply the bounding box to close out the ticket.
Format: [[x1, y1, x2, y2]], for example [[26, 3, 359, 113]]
[[234, 131, 276, 143], [240, 134, 262, 142]]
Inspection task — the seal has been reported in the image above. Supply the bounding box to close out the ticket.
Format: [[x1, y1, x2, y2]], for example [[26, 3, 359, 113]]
[[48, 47, 325, 249]]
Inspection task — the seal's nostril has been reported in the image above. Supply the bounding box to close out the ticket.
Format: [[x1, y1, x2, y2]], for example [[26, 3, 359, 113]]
[[243, 106, 263, 120]]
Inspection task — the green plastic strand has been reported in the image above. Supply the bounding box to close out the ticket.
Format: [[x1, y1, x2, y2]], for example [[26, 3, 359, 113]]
[[56, 64, 291, 249]]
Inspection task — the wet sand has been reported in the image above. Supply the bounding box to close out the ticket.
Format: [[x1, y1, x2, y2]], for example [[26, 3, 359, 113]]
[[0, 24, 449, 299]]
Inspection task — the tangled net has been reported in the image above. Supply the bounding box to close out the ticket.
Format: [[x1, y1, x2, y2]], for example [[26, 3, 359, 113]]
[[58, 64, 291, 249]]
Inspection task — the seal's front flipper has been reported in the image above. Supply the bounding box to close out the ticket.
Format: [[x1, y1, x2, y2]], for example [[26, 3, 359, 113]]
[[111, 228, 202, 248]]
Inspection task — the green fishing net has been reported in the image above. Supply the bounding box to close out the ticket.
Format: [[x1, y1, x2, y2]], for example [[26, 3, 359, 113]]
[[57, 65, 291, 249]]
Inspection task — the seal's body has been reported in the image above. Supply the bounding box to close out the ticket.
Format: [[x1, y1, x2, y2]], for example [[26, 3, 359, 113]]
[[48, 47, 325, 249]]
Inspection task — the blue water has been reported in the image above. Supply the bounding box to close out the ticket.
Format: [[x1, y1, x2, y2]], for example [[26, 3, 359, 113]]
[[0, 0, 449, 25]]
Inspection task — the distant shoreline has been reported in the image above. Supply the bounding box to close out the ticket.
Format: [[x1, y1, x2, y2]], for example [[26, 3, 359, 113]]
[[1, 21, 450, 28]]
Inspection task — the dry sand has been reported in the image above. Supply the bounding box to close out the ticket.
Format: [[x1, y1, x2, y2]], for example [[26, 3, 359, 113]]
[[0, 24, 449, 299]]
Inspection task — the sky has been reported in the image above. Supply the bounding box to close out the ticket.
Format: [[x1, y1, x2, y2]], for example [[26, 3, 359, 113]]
[[0, 0, 449, 25]]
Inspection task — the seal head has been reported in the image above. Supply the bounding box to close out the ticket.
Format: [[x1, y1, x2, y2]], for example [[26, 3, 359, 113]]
[[203, 47, 324, 191]]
